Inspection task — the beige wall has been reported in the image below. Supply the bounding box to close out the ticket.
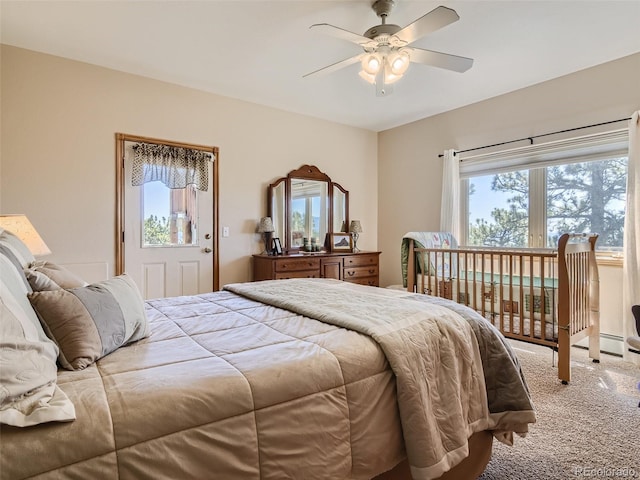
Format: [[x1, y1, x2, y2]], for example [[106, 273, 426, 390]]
[[378, 52, 640, 338], [0, 45, 378, 286]]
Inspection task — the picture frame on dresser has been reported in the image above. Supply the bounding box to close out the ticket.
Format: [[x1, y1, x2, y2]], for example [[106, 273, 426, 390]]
[[330, 233, 352, 252], [272, 237, 283, 255]]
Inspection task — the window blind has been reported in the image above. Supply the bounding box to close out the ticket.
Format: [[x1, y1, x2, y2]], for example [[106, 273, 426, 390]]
[[459, 129, 628, 178]]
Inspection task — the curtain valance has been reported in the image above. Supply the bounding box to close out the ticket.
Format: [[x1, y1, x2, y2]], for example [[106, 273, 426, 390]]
[[131, 143, 212, 191]]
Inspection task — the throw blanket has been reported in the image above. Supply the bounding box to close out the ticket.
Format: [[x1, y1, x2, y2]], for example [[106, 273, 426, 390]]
[[401, 231, 458, 287], [225, 279, 536, 480]]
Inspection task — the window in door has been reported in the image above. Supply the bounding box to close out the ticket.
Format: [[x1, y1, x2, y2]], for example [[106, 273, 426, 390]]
[[142, 182, 198, 247]]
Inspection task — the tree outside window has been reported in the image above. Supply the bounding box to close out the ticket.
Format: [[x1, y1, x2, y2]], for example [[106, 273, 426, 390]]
[[467, 157, 627, 250]]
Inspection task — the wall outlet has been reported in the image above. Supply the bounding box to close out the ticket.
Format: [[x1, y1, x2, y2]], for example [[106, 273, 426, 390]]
[[222, 226, 230, 237]]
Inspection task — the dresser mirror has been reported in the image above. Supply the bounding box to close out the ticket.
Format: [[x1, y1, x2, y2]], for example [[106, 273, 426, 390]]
[[268, 165, 349, 253]]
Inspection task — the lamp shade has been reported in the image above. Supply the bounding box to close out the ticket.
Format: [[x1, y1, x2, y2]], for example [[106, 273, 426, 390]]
[[0, 214, 52, 256], [257, 216, 275, 233], [349, 220, 363, 234]]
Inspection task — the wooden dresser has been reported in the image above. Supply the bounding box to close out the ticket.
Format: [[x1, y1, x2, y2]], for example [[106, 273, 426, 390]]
[[253, 251, 381, 286]]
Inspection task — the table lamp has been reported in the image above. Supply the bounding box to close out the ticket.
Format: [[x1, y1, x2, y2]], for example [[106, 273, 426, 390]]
[[257, 216, 275, 255], [349, 220, 363, 252], [0, 214, 51, 256]]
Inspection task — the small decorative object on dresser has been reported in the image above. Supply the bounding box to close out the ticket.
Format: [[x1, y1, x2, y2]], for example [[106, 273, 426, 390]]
[[253, 251, 380, 286], [330, 233, 353, 252], [272, 237, 283, 255]]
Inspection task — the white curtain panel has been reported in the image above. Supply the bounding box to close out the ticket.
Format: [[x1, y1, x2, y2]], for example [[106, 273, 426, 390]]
[[623, 111, 640, 364], [440, 149, 460, 242]]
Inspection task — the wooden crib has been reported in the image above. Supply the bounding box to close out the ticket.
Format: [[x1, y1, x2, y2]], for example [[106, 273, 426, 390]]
[[406, 233, 600, 383]]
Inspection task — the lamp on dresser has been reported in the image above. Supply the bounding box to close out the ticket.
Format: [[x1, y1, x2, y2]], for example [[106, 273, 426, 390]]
[[257, 216, 275, 255], [349, 220, 362, 252]]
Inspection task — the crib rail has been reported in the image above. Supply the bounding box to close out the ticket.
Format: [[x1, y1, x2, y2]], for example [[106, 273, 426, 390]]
[[407, 234, 599, 347], [406, 232, 600, 383], [408, 243, 559, 347]]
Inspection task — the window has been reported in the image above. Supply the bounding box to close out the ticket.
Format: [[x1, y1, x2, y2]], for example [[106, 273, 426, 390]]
[[461, 130, 628, 251], [468, 170, 529, 247], [545, 158, 627, 251], [142, 182, 198, 247]]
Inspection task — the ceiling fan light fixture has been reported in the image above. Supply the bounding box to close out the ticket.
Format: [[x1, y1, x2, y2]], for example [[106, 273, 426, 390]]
[[358, 70, 376, 84], [383, 71, 402, 85], [361, 53, 382, 75], [388, 49, 410, 76]]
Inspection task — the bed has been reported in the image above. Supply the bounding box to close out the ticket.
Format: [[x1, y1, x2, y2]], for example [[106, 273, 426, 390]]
[[402, 232, 600, 384], [1, 227, 536, 480]]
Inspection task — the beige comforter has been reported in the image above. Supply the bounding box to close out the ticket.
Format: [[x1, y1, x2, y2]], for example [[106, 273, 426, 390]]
[[2, 279, 534, 480], [226, 279, 536, 480], [2, 286, 405, 479]]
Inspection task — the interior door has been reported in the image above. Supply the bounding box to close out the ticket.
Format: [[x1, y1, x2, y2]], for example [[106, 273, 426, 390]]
[[121, 140, 215, 299]]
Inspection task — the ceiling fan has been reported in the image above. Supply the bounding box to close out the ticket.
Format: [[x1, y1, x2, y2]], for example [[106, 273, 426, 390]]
[[304, 0, 473, 96]]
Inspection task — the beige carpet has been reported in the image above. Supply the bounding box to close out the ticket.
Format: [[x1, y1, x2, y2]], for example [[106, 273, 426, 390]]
[[479, 341, 640, 479]]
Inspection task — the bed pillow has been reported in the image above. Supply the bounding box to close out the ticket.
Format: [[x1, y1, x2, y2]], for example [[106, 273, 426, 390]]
[[0, 227, 36, 267], [25, 261, 87, 291], [0, 254, 76, 427], [28, 274, 150, 370]]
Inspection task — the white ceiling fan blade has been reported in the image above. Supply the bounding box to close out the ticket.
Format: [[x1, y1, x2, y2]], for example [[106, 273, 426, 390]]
[[310, 24, 377, 48], [409, 47, 473, 73], [394, 6, 460, 45], [303, 54, 364, 78]]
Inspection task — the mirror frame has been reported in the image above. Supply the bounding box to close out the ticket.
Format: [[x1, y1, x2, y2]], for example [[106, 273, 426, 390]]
[[268, 164, 349, 253]]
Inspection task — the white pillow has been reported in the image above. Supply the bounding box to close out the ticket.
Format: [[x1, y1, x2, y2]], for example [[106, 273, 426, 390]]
[[0, 227, 35, 267], [0, 233, 76, 427]]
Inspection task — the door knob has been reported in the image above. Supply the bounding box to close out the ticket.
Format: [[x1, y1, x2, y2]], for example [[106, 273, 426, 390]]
[[205, 233, 211, 239], [203, 247, 212, 254]]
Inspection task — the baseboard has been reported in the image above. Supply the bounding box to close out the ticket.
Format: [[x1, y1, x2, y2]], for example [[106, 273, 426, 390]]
[[574, 333, 623, 357]]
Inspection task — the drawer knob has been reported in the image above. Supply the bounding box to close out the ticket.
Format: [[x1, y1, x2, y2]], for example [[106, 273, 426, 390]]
[[348, 271, 355, 276], [368, 269, 375, 274]]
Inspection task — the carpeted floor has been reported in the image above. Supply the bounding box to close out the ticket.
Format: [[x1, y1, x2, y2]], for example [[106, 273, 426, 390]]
[[479, 341, 640, 479]]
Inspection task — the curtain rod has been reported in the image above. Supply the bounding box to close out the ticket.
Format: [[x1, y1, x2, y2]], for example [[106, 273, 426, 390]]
[[437, 117, 631, 158]]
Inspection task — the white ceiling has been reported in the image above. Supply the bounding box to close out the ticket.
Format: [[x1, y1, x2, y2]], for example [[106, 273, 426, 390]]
[[2, 1, 639, 132]]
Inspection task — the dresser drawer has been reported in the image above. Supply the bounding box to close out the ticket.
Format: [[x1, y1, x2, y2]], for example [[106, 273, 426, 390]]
[[343, 254, 378, 268], [345, 277, 379, 287], [253, 252, 380, 285], [274, 270, 319, 279], [344, 265, 379, 280], [274, 258, 321, 272]]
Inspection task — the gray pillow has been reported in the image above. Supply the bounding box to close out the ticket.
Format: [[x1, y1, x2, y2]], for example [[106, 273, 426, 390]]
[[25, 261, 87, 290], [28, 274, 150, 371]]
